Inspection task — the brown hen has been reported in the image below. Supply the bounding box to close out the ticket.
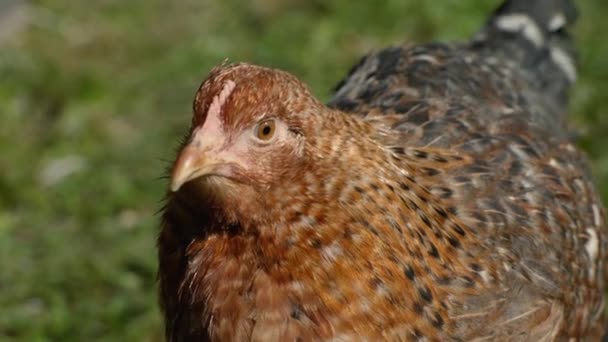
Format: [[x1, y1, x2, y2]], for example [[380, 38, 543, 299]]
[[158, 0, 606, 340]]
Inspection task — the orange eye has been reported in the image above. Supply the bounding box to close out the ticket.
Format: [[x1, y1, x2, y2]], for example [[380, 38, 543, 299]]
[[255, 119, 276, 141]]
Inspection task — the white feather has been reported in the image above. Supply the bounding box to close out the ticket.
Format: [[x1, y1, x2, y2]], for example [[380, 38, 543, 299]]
[[550, 46, 577, 82], [495, 14, 544, 47]]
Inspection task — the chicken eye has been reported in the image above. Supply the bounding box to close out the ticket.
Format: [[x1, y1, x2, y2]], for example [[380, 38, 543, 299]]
[[255, 119, 276, 141]]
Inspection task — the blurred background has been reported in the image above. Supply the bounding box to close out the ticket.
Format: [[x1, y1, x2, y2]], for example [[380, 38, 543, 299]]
[[0, 0, 606, 340]]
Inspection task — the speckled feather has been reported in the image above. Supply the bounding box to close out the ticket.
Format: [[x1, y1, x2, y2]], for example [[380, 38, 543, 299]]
[[159, 0, 606, 341]]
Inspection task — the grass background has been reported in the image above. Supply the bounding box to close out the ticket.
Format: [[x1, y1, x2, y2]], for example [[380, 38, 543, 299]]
[[1, 0, 606, 340]]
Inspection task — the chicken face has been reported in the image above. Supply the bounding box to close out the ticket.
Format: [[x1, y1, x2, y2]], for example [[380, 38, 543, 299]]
[[169, 64, 322, 223]]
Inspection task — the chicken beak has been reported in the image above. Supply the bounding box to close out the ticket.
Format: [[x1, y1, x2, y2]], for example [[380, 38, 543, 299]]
[[170, 143, 222, 192]]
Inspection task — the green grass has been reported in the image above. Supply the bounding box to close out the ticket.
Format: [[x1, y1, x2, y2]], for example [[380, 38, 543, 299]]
[[1, 0, 607, 340]]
